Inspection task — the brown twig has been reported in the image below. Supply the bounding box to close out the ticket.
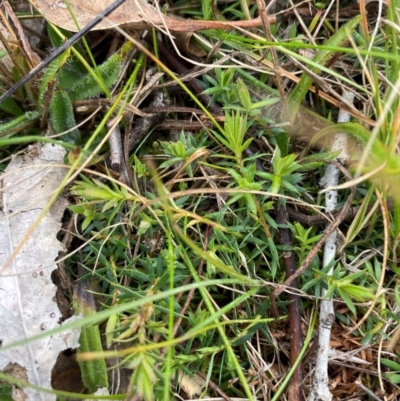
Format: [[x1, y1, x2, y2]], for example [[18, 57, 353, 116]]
[[286, 197, 393, 226], [156, 119, 213, 130], [270, 161, 355, 317], [123, 70, 167, 188], [197, 371, 233, 401], [275, 205, 303, 400]]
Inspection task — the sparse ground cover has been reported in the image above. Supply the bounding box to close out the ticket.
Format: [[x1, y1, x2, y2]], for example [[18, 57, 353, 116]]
[[0, 0, 399, 400]]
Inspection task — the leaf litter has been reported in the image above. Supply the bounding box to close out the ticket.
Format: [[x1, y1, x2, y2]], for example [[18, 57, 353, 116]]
[[0, 143, 80, 401]]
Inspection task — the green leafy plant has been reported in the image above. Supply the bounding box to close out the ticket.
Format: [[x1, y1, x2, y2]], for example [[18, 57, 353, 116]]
[[2, 0, 400, 399], [202, 67, 237, 105], [229, 79, 280, 116], [256, 146, 303, 195], [212, 110, 252, 166], [325, 268, 376, 315]]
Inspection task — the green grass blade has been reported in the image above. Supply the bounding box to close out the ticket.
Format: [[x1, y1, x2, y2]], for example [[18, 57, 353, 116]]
[[0, 111, 39, 137], [73, 280, 109, 393], [288, 16, 362, 121]]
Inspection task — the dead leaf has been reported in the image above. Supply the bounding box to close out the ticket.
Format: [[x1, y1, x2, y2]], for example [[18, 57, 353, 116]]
[[174, 31, 207, 57], [178, 370, 206, 398], [29, 0, 275, 32], [0, 143, 81, 401], [84, 388, 110, 400], [2, 363, 28, 401]]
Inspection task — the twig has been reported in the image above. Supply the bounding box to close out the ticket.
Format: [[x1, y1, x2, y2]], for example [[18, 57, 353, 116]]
[[355, 380, 383, 401], [270, 160, 355, 317], [307, 90, 354, 401], [286, 198, 393, 226], [107, 119, 123, 171], [123, 70, 166, 188], [197, 371, 233, 401], [275, 205, 302, 401]]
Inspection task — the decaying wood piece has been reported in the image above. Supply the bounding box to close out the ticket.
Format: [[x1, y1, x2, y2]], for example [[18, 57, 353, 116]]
[[29, 0, 275, 32]]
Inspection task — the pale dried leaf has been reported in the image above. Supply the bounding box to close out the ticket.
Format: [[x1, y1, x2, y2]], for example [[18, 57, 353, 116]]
[[0, 143, 80, 401], [178, 370, 206, 398], [84, 387, 110, 400]]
